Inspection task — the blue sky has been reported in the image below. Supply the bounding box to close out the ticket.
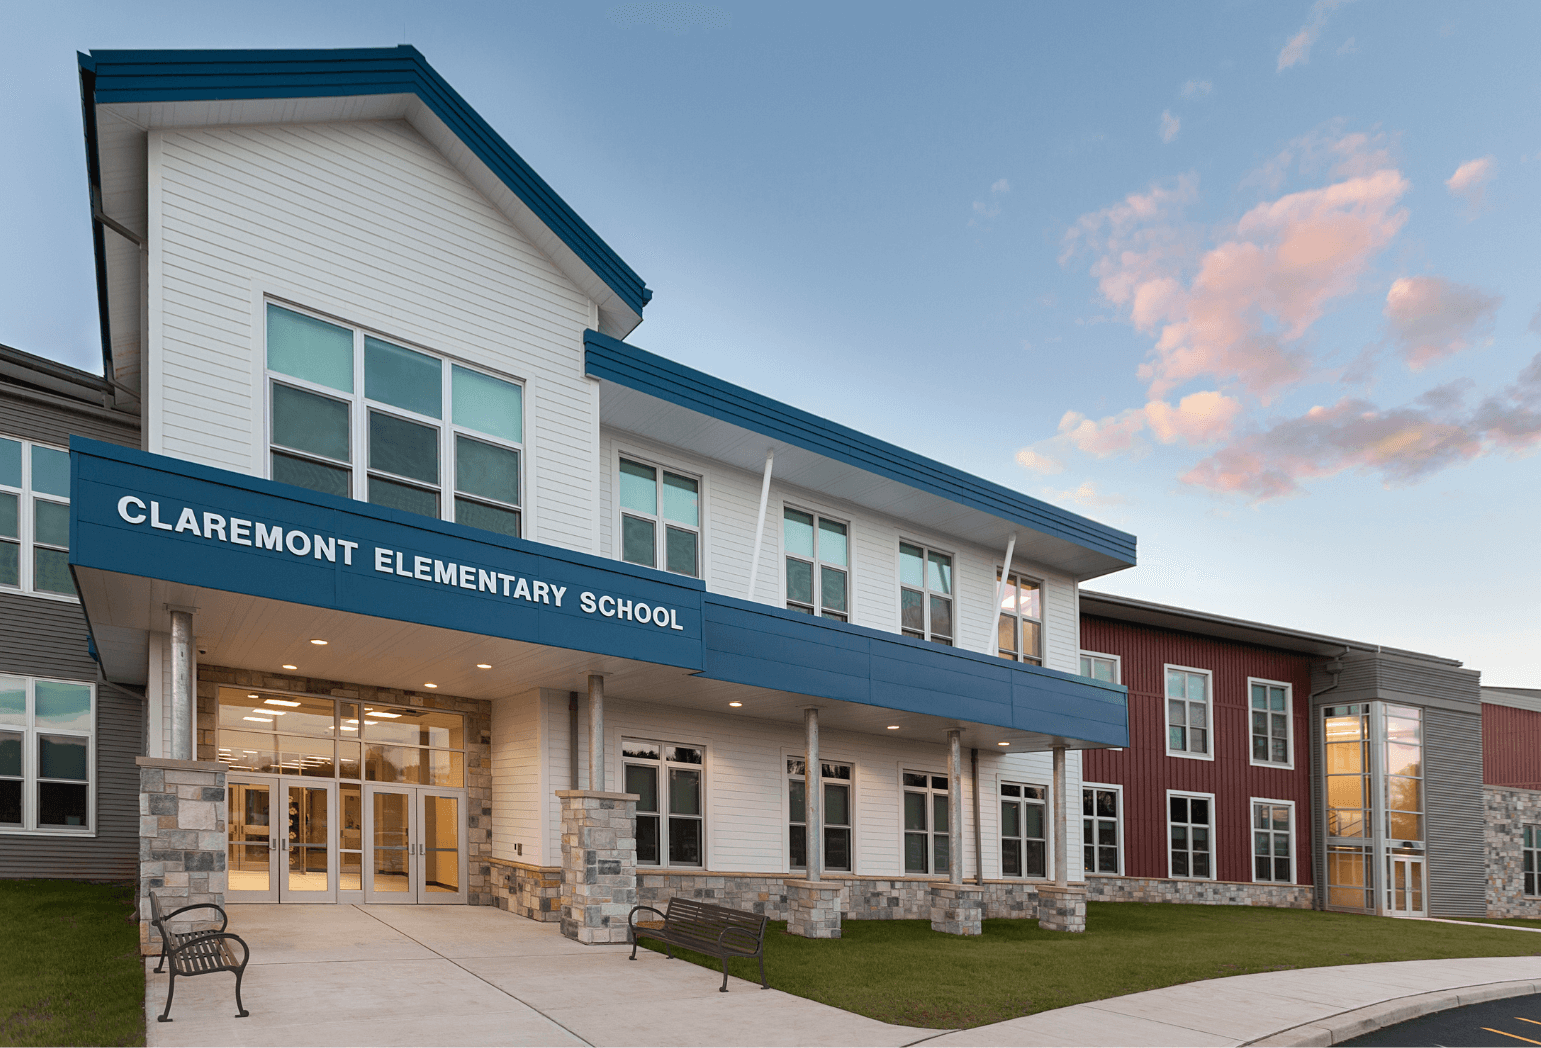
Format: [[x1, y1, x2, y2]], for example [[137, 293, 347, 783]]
[[3, 1, 1537, 683]]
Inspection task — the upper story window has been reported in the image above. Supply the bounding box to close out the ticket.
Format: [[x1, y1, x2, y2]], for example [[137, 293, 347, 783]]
[[900, 543, 952, 645], [0, 438, 74, 599], [265, 304, 523, 538], [784, 509, 848, 620], [618, 458, 699, 576], [1165, 665, 1212, 759], [1250, 679, 1293, 767], [1, 676, 94, 833], [1080, 652, 1120, 683], [996, 572, 1042, 664]]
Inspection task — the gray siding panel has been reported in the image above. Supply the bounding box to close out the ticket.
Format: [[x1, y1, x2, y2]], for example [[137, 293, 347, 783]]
[[1425, 707, 1486, 917], [0, 386, 138, 449]]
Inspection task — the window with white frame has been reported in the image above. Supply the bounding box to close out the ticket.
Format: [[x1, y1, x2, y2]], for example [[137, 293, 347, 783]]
[[622, 738, 703, 867], [1525, 826, 1541, 897], [783, 509, 848, 620], [0, 676, 93, 833], [899, 544, 952, 645], [1083, 785, 1121, 874], [265, 303, 524, 537], [0, 438, 74, 598], [1165, 666, 1212, 758], [1250, 679, 1292, 766], [902, 771, 949, 874], [1252, 800, 1293, 883], [1080, 652, 1120, 683], [1000, 782, 1047, 878], [787, 759, 852, 872], [996, 572, 1042, 664], [618, 458, 700, 576], [1169, 792, 1214, 879]]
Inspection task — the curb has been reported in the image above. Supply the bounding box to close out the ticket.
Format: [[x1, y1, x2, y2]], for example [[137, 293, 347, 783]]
[[1244, 978, 1541, 1046]]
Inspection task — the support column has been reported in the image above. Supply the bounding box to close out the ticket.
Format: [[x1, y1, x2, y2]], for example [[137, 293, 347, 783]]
[[786, 706, 842, 937], [557, 789, 637, 944], [931, 729, 982, 934], [587, 674, 604, 792], [805, 707, 821, 882], [168, 609, 194, 761], [1038, 744, 1087, 933]]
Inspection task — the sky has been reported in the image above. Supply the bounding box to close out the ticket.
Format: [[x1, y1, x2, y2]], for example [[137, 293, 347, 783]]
[[2, 1, 1537, 684]]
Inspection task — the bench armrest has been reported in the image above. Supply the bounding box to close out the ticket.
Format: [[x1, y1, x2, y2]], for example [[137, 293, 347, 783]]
[[716, 925, 763, 954], [170, 931, 250, 967], [165, 902, 229, 931], [627, 905, 667, 930]]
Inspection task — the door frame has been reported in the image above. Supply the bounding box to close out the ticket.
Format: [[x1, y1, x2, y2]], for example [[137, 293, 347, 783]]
[[226, 776, 280, 903], [417, 789, 469, 905], [279, 779, 338, 904], [1386, 854, 1426, 916]]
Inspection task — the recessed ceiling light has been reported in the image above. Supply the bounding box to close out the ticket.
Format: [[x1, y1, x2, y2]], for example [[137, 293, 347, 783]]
[[309, 639, 328, 646], [364, 710, 401, 719], [476, 663, 492, 670], [282, 664, 297, 670], [264, 698, 301, 707], [247, 693, 259, 698], [243, 716, 273, 724], [887, 725, 900, 730], [728, 701, 742, 707], [424, 683, 438, 689], [997, 741, 1010, 746]]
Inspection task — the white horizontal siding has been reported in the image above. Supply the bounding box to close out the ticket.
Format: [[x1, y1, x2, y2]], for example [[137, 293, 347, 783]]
[[151, 119, 601, 553], [490, 688, 542, 863]]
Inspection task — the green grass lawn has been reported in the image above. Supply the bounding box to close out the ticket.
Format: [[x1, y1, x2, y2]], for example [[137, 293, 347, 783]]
[[642, 901, 1541, 1029], [0, 879, 144, 1047]]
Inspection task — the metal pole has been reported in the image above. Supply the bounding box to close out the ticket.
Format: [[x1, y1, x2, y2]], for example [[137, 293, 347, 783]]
[[804, 707, 821, 881], [971, 747, 983, 886], [588, 674, 605, 792], [169, 610, 194, 761], [1053, 745, 1068, 887], [986, 534, 1017, 654], [568, 691, 579, 789], [744, 449, 775, 601], [948, 729, 964, 885]]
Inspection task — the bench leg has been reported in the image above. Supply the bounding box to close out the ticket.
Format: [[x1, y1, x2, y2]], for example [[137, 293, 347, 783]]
[[720, 956, 730, 992], [759, 953, 768, 989], [153, 940, 167, 974], [158, 972, 176, 1022], [234, 967, 250, 1018], [629, 933, 637, 961]]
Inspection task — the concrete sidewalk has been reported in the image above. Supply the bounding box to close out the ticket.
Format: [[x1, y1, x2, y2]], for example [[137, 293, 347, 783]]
[[144, 904, 934, 1047]]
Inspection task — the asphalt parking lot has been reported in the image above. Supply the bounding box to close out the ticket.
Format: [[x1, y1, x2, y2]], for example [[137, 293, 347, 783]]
[[1342, 992, 1541, 1046]]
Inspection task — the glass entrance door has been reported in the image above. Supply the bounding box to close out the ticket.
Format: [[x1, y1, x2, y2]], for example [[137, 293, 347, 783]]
[[1387, 854, 1425, 916], [363, 785, 466, 903], [227, 778, 336, 902]]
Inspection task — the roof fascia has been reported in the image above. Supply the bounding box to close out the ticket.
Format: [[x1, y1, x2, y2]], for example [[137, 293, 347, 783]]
[[585, 329, 1137, 569]]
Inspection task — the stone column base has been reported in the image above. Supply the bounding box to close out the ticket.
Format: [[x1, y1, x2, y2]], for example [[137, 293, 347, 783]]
[[137, 757, 229, 955], [1036, 883, 1088, 933], [929, 884, 984, 935], [785, 879, 843, 938], [558, 790, 638, 945]]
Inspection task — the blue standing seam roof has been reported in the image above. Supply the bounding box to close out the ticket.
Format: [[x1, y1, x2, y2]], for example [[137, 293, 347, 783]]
[[77, 46, 651, 314], [585, 329, 1138, 567]]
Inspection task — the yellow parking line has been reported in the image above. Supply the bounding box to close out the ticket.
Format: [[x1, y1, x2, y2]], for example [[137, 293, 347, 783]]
[[1483, 1027, 1541, 1044], [1517, 1018, 1541, 1027]]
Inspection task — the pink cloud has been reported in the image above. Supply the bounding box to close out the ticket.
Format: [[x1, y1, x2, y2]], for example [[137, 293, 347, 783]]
[[1145, 391, 1243, 443], [1446, 155, 1495, 208], [1383, 275, 1500, 370], [1278, 0, 1353, 71], [1020, 392, 1243, 468]]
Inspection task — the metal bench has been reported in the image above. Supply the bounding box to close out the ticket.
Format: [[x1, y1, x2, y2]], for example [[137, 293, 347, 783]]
[[628, 897, 769, 992], [147, 891, 251, 1023]]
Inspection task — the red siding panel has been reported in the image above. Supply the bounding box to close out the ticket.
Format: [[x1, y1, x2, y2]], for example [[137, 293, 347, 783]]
[[1081, 617, 1315, 885], [1482, 703, 1541, 789]]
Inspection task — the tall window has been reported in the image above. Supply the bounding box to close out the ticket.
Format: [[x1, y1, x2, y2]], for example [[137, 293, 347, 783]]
[[618, 458, 699, 576], [1083, 786, 1121, 874], [788, 759, 851, 872], [1384, 705, 1424, 843], [1324, 704, 1369, 841], [623, 738, 704, 867], [0, 676, 93, 833], [0, 438, 74, 598], [1252, 800, 1293, 883], [902, 772, 949, 874], [783, 509, 848, 620], [1168, 792, 1213, 879], [899, 544, 952, 645], [1250, 679, 1292, 766], [1165, 666, 1212, 758], [996, 573, 1042, 664], [265, 303, 523, 537], [1000, 782, 1047, 878], [1525, 827, 1540, 897], [1080, 653, 1119, 683]]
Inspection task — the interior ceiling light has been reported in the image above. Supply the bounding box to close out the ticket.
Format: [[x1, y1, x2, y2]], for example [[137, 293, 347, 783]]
[[247, 693, 259, 698], [264, 698, 301, 707], [366, 710, 402, 718], [252, 709, 286, 715], [309, 639, 328, 646], [476, 663, 492, 670], [728, 701, 743, 707], [997, 741, 1010, 746], [424, 683, 438, 689], [242, 716, 272, 723], [886, 725, 900, 730], [282, 664, 297, 670]]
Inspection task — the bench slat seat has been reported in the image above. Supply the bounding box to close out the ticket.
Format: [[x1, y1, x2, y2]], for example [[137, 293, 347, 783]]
[[628, 897, 769, 992], [147, 891, 251, 1022]]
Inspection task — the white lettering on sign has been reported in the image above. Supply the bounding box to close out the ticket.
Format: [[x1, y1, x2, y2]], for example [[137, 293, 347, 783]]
[[111, 490, 685, 632]]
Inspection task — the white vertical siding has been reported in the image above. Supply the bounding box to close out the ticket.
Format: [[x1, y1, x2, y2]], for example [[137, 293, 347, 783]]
[[151, 119, 601, 554]]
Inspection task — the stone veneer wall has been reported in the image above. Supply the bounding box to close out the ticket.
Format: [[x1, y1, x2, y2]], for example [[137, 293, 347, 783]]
[[1084, 875, 1313, 908], [489, 857, 563, 921], [1485, 785, 1541, 918], [197, 665, 495, 906], [138, 757, 228, 954]]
